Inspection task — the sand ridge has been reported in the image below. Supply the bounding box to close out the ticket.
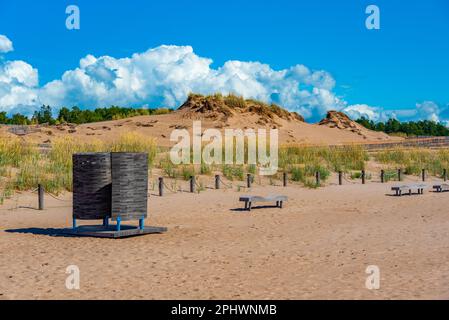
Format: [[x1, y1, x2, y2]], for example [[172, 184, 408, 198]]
[[0, 99, 400, 147]]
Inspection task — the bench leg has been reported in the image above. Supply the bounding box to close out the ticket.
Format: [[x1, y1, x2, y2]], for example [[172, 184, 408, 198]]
[[248, 202, 252, 211], [280, 201, 283, 209], [276, 201, 279, 207], [409, 189, 412, 196], [244, 201, 248, 210], [399, 190, 402, 196]]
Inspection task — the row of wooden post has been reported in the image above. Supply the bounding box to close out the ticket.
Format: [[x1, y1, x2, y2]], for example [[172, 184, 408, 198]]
[[157, 174, 252, 195], [35, 166, 449, 207], [152, 168, 448, 197], [34, 167, 449, 211], [38, 167, 449, 207], [34, 167, 449, 209]]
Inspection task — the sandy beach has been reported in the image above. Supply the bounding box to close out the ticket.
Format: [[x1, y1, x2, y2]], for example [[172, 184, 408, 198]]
[[1, 176, 449, 300], [2, 0, 449, 306]]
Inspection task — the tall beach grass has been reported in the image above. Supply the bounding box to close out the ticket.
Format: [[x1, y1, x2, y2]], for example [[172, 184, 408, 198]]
[[0, 133, 158, 202], [374, 147, 449, 176], [2, 135, 449, 203]]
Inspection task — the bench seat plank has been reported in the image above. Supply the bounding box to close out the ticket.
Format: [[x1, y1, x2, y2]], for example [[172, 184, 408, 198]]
[[239, 195, 288, 211], [391, 184, 427, 196], [433, 183, 449, 192]]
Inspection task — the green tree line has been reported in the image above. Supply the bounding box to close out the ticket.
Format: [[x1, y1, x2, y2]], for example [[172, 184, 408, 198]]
[[356, 117, 449, 137], [0, 105, 173, 125]]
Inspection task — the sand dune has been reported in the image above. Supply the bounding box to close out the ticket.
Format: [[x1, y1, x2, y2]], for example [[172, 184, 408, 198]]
[[0, 95, 399, 147], [0, 111, 397, 147]]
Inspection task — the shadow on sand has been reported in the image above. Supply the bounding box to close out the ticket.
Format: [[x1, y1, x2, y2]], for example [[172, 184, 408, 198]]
[[230, 204, 281, 212], [4, 228, 75, 238]]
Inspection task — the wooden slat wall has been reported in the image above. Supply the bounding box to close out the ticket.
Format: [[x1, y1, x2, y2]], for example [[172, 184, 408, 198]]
[[111, 153, 148, 221], [73, 153, 112, 220]]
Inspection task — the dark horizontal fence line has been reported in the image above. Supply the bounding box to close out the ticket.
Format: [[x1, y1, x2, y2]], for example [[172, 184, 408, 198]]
[[357, 137, 449, 151], [152, 167, 449, 196], [308, 136, 449, 151]]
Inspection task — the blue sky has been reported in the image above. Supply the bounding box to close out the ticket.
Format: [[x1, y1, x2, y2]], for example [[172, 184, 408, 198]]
[[0, 0, 448, 122]]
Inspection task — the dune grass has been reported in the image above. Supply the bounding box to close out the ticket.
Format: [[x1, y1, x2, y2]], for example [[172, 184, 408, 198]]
[[0, 133, 158, 202], [278, 144, 367, 186], [279, 144, 368, 172], [374, 147, 449, 177], [0, 138, 379, 202], [3, 135, 449, 203]]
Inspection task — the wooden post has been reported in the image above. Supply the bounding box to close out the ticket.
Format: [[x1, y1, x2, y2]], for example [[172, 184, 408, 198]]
[[422, 169, 426, 182], [38, 184, 44, 210], [381, 170, 385, 183], [247, 174, 252, 188], [283, 172, 287, 187], [190, 176, 195, 193], [338, 171, 343, 185], [361, 170, 366, 184], [215, 175, 220, 189], [316, 171, 321, 186], [398, 168, 402, 181], [158, 177, 163, 197], [444, 169, 447, 182]]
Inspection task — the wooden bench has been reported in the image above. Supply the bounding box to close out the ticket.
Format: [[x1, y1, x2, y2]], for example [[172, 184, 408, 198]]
[[433, 183, 449, 193], [239, 195, 288, 211], [391, 184, 427, 196]]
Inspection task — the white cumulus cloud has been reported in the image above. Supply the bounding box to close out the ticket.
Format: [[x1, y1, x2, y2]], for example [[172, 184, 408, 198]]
[[0, 35, 13, 53], [0, 34, 40, 114], [343, 104, 380, 121], [3, 43, 345, 120], [415, 101, 441, 122], [0, 35, 447, 124], [342, 104, 395, 122], [0, 61, 39, 114]]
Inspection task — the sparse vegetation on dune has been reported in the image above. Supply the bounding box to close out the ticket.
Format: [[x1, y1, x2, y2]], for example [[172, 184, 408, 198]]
[[180, 93, 304, 122]]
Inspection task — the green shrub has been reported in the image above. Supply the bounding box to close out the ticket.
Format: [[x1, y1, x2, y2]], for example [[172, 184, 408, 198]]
[[222, 165, 244, 181], [181, 165, 195, 181]]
